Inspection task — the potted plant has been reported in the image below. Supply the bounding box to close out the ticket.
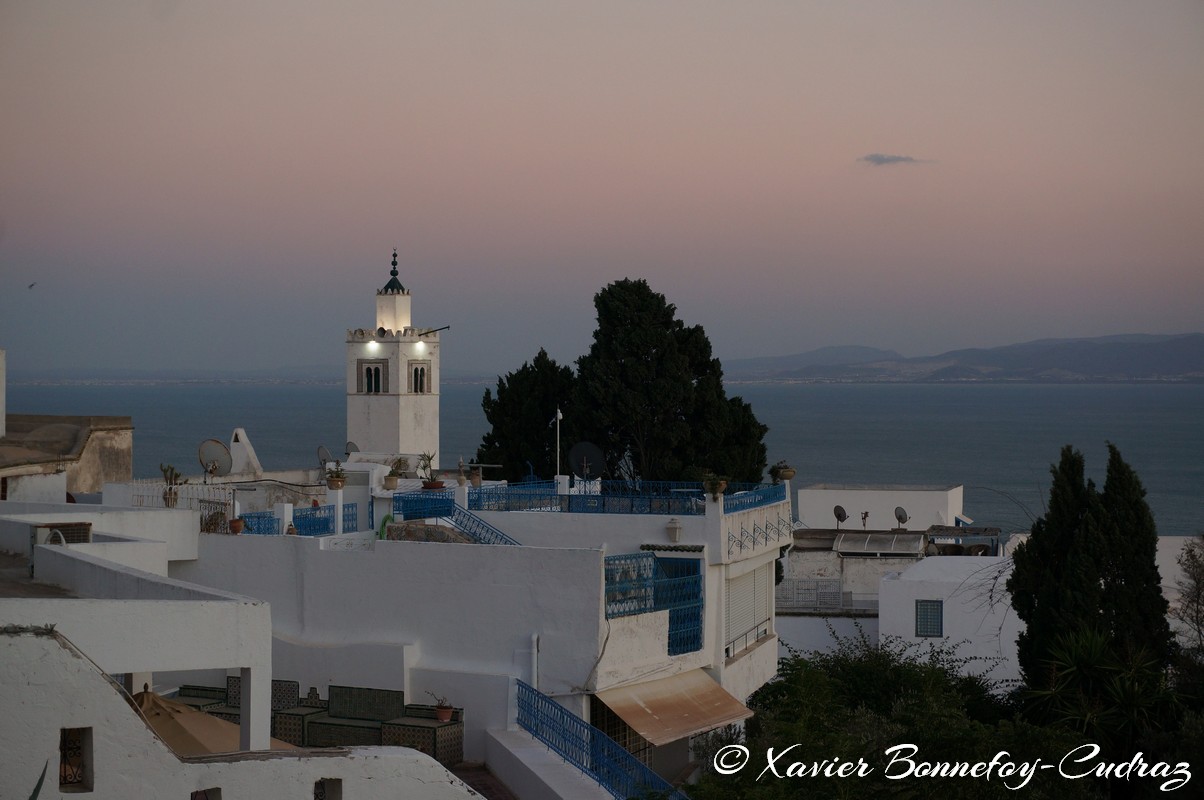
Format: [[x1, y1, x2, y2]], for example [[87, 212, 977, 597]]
[[160, 463, 188, 508], [702, 471, 728, 501], [383, 456, 408, 491], [417, 451, 444, 490], [326, 460, 346, 490], [427, 691, 454, 722], [469, 465, 482, 488], [228, 516, 245, 534], [768, 460, 796, 484]]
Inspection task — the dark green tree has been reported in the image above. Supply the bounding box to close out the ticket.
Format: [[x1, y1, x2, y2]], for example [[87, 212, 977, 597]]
[[1008, 446, 1105, 688], [573, 279, 767, 482], [691, 631, 1102, 800], [1097, 442, 1173, 670], [1008, 445, 1180, 796], [476, 348, 577, 482]]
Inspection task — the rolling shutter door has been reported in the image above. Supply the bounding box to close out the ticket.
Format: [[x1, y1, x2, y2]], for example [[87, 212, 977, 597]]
[[726, 571, 755, 644], [754, 563, 771, 627]]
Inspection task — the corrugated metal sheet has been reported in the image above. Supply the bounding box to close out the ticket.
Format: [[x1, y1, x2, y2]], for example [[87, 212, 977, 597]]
[[595, 669, 753, 746], [834, 531, 926, 556]]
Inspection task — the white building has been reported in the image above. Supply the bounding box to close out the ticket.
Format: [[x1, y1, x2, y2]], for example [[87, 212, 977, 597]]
[[1, 259, 788, 800], [877, 536, 1201, 687], [878, 556, 1022, 684], [0, 501, 478, 799], [796, 483, 970, 531]]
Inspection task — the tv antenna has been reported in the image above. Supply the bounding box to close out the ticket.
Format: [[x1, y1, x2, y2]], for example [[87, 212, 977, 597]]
[[197, 439, 232, 482], [567, 442, 605, 481], [317, 445, 334, 468]]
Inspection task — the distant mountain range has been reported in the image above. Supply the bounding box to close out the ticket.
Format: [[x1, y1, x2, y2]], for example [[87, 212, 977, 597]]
[[9, 334, 1202, 385], [724, 334, 1204, 383]]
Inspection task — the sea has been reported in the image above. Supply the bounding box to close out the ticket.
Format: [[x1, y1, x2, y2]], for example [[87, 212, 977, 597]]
[[7, 381, 1202, 537]]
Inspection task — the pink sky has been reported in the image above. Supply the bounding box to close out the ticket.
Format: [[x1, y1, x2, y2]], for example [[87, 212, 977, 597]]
[[1, 0, 1201, 376]]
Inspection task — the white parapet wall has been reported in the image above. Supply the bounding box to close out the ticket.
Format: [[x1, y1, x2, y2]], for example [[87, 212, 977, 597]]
[[1, 500, 200, 561], [798, 484, 964, 530]]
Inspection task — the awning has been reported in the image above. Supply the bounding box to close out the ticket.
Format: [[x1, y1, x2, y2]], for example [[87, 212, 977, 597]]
[[595, 669, 752, 746]]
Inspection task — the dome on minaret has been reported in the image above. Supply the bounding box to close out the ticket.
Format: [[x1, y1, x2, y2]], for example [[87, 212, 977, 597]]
[[379, 250, 407, 295]]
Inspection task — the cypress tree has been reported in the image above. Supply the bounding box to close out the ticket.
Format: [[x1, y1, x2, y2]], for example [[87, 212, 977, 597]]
[[574, 279, 767, 482], [1098, 442, 1172, 668], [1008, 446, 1105, 687], [476, 348, 577, 482]]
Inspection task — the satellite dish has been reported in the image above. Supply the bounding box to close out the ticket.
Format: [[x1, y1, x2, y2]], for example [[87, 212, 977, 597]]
[[198, 439, 232, 478], [345, 441, 360, 458], [567, 441, 605, 480], [317, 445, 334, 467], [833, 505, 848, 528], [895, 506, 910, 526]]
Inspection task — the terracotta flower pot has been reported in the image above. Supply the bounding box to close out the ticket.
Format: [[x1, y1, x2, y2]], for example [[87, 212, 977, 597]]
[[229, 518, 245, 534], [327, 477, 346, 490], [435, 706, 453, 722]]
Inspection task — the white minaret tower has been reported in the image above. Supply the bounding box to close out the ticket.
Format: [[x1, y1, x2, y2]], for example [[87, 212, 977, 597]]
[[345, 250, 440, 464]]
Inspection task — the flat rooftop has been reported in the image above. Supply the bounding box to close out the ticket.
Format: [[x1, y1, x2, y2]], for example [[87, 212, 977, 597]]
[[800, 483, 960, 492], [0, 550, 75, 598]]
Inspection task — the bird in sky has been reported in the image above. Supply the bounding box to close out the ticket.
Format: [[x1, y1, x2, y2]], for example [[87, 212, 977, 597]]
[[28, 282, 36, 289]]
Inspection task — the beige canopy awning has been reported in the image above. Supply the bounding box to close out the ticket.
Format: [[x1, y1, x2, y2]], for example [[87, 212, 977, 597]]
[[595, 669, 753, 747]]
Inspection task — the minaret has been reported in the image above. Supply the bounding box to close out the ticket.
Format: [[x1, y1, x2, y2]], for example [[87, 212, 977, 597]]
[[345, 250, 440, 463]]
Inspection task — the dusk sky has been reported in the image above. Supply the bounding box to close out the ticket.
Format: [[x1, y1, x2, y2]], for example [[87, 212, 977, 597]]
[[2, 1, 1202, 378]]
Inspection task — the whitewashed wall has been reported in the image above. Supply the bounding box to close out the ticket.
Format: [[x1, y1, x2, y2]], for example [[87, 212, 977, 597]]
[[797, 485, 964, 530], [0, 471, 66, 503], [477, 508, 708, 552], [879, 556, 1021, 684], [775, 614, 880, 657], [171, 535, 610, 695], [32, 496, 202, 561]]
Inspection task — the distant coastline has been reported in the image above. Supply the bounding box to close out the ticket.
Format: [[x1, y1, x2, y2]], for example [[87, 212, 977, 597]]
[[10, 332, 1201, 387]]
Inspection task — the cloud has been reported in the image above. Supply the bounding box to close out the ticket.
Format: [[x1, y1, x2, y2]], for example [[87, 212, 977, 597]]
[[859, 153, 921, 166]]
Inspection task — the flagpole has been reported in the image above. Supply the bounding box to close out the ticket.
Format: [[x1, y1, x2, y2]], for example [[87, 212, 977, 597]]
[[556, 408, 562, 476]]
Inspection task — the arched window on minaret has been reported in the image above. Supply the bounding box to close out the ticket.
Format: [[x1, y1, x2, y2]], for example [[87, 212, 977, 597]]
[[408, 360, 431, 394], [356, 359, 388, 394]]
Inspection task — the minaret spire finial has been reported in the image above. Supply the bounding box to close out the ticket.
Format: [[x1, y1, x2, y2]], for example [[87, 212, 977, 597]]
[[380, 248, 407, 294]]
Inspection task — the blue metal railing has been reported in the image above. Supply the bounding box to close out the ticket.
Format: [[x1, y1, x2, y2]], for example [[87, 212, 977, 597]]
[[604, 553, 658, 617], [393, 490, 456, 520], [469, 483, 558, 512], [469, 479, 785, 516], [723, 482, 787, 514], [293, 504, 334, 536], [388, 491, 520, 545], [604, 553, 704, 655], [342, 503, 358, 532], [238, 511, 280, 535], [516, 681, 688, 800], [449, 507, 520, 546]]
